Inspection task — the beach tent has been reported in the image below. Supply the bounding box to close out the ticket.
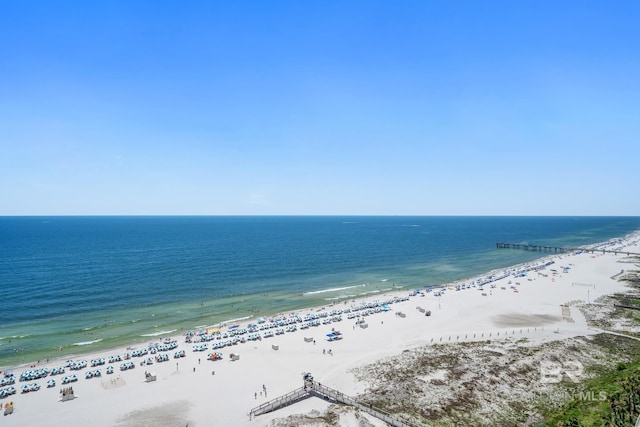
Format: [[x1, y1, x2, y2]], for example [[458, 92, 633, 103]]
[[326, 333, 342, 341]]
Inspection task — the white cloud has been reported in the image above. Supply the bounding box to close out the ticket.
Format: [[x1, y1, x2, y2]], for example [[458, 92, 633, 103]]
[[245, 193, 270, 206]]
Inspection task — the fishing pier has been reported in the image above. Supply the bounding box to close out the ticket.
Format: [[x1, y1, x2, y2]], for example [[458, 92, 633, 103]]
[[496, 242, 640, 257]]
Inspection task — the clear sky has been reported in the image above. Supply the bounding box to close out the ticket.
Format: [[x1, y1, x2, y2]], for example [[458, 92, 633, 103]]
[[1, 1, 638, 216]]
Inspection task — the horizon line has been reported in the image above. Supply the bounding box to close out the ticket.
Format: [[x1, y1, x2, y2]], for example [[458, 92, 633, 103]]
[[1, 214, 639, 218]]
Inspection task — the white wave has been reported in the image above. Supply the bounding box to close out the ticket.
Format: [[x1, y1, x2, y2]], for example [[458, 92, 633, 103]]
[[140, 329, 177, 337], [222, 316, 253, 323], [304, 284, 367, 296], [83, 327, 94, 331], [357, 290, 382, 296], [72, 339, 103, 346], [202, 316, 254, 330]]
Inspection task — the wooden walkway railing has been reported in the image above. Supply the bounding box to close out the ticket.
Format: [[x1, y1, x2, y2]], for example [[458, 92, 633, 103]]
[[249, 386, 311, 417], [312, 382, 418, 427], [249, 380, 419, 427]]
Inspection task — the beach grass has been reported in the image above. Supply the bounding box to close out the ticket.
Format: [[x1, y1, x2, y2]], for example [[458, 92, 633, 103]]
[[542, 357, 640, 426]]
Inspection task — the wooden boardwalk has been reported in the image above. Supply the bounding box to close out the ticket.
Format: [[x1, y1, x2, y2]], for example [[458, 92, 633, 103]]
[[249, 386, 311, 417], [496, 242, 640, 257], [250, 375, 419, 427]]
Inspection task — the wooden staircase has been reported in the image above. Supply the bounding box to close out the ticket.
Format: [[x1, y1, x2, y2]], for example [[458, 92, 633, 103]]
[[249, 374, 419, 427]]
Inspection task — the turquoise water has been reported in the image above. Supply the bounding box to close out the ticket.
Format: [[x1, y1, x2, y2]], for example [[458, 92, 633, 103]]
[[1, 216, 638, 367]]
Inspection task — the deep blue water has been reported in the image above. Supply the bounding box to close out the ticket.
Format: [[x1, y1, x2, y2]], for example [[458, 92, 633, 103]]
[[1, 216, 639, 366]]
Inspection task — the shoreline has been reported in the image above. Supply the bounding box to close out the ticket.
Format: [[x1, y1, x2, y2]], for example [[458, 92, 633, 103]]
[[3, 231, 639, 373], [1, 231, 639, 426], [2, 228, 633, 368]]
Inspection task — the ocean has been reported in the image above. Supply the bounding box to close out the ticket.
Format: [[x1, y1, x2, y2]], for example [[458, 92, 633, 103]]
[[1, 216, 639, 367]]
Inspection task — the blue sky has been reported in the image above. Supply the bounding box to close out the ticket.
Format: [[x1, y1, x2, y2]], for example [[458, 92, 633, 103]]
[[1, 1, 638, 215]]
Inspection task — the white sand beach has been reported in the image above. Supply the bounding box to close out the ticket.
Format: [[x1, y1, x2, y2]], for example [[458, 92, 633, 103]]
[[2, 234, 639, 426]]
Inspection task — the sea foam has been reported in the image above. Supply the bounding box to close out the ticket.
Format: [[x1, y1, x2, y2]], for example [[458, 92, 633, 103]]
[[304, 284, 366, 296], [72, 339, 103, 346], [140, 329, 177, 337]]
